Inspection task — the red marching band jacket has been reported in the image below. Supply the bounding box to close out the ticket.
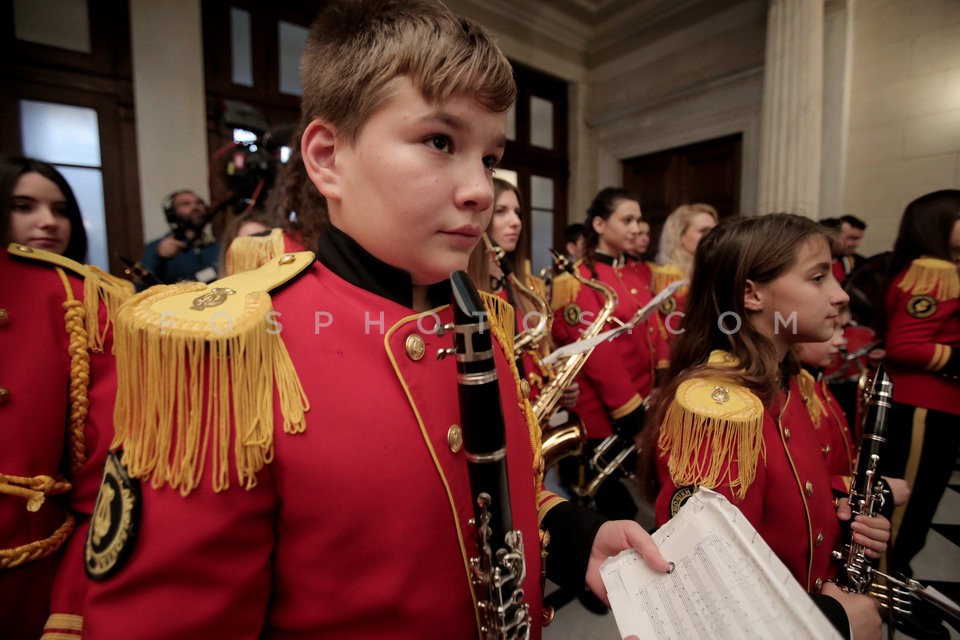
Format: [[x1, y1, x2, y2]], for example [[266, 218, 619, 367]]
[[551, 257, 669, 439], [83, 249, 574, 639], [884, 257, 960, 416], [0, 244, 129, 640], [655, 352, 843, 592]]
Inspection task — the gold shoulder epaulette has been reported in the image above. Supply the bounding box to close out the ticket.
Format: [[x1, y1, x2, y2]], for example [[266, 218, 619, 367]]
[[897, 257, 960, 301], [550, 271, 581, 309], [225, 228, 286, 275], [657, 376, 765, 501], [7, 243, 133, 351], [651, 263, 684, 295], [112, 251, 314, 496], [797, 369, 826, 428]]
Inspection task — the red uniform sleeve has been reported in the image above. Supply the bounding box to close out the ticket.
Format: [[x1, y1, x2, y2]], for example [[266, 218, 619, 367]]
[[85, 473, 275, 639], [885, 288, 958, 373]]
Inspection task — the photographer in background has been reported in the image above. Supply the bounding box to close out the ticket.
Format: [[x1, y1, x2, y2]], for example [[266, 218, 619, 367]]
[[140, 189, 220, 287]]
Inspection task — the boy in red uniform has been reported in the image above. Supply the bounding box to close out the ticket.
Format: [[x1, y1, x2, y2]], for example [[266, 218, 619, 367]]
[[82, 2, 669, 638]]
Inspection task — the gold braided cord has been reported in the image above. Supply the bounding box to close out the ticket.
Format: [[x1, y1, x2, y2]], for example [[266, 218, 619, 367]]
[[797, 369, 827, 429], [0, 473, 72, 512], [0, 513, 75, 569], [56, 268, 90, 473]]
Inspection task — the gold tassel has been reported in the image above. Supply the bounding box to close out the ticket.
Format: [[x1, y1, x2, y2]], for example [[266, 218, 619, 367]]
[[797, 369, 826, 429], [225, 229, 286, 275], [897, 257, 960, 301], [112, 283, 309, 496], [82, 266, 135, 353], [657, 378, 765, 502], [550, 272, 580, 309]]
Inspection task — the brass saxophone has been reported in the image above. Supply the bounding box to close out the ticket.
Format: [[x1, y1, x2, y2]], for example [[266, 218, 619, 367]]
[[483, 234, 551, 359], [834, 366, 960, 630], [536, 250, 618, 468]]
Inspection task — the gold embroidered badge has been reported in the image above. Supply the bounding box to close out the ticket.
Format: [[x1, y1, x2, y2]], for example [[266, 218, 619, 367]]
[[670, 485, 698, 517], [563, 303, 582, 327], [659, 296, 677, 315], [906, 294, 937, 319], [190, 287, 236, 311], [85, 451, 140, 580]]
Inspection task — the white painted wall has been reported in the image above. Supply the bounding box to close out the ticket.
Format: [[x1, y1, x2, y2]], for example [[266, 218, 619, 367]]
[[844, 0, 960, 257], [129, 0, 209, 243]]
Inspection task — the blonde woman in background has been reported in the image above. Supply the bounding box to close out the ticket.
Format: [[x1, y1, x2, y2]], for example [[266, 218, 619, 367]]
[[653, 202, 718, 339]]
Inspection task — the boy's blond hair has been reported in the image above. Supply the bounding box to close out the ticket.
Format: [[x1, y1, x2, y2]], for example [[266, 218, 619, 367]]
[[300, 0, 516, 143]]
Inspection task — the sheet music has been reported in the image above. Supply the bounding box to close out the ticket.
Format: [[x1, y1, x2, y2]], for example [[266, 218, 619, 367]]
[[541, 279, 685, 366], [600, 489, 842, 640]]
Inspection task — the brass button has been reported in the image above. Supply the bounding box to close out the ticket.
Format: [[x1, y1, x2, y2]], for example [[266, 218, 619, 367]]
[[805, 481, 814, 497], [405, 334, 425, 361], [822, 444, 831, 457], [630, 288, 638, 295], [520, 379, 531, 397], [15, 244, 33, 253], [783, 428, 791, 441], [278, 254, 296, 265], [447, 424, 463, 453], [816, 532, 824, 546], [0, 387, 9, 405], [815, 577, 823, 590], [0, 309, 8, 327]]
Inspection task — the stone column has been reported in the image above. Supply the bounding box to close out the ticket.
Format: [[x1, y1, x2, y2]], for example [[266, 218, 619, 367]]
[[757, 0, 824, 217]]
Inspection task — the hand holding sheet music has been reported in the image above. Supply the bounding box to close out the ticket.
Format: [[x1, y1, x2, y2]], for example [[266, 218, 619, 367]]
[[600, 489, 842, 640]]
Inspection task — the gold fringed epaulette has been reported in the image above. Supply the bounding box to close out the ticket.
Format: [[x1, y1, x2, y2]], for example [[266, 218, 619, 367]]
[[657, 377, 765, 501], [6, 243, 133, 352], [797, 369, 826, 428], [225, 228, 287, 275], [897, 257, 960, 301], [651, 263, 684, 295], [112, 251, 315, 497], [550, 271, 581, 309]]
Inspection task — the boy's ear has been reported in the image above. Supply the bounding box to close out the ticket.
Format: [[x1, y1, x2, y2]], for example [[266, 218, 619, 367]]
[[301, 119, 341, 202], [744, 279, 763, 311]]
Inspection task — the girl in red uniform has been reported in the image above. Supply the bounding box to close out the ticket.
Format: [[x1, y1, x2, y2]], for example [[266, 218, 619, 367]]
[[1, 157, 129, 639], [652, 202, 718, 338], [882, 189, 960, 579], [644, 213, 890, 640], [552, 187, 668, 521], [468, 178, 557, 401]]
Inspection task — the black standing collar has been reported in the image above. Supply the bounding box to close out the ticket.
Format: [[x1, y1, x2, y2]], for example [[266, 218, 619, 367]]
[[316, 224, 451, 309]]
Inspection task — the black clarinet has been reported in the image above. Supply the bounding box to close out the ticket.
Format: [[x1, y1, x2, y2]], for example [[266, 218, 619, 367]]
[[834, 364, 892, 592], [449, 271, 531, 640], [836, 366, 960, 630]]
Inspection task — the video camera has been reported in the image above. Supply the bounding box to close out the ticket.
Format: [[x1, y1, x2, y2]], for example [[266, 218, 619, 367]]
[[220, 100, 295, 214]]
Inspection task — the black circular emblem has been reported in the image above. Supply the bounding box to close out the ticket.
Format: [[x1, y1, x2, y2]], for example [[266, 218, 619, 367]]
[[85, 451, 141, 581], [669, 485, 698, 517], [906, 295, 937, 319], [563, 303, 582, 327]]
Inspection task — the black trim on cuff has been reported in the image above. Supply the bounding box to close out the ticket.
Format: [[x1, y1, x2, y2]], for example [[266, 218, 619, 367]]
[[810, 592, 851, 639], [541, 501, 608, 591]]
